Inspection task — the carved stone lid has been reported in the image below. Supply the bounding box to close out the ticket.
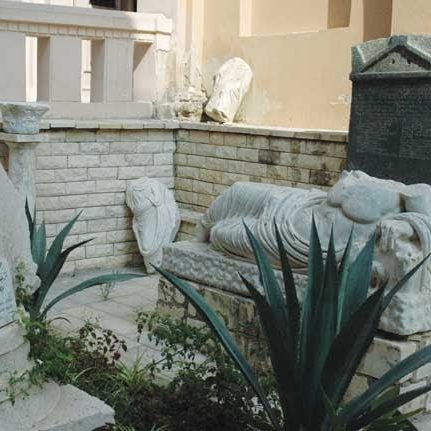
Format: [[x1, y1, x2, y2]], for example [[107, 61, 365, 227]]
[[351, 35, 431, 81]]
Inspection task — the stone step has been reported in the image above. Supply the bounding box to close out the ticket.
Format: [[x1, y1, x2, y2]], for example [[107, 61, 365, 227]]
[[0, 382, 62, 430], [412, 414, 431, 430], [35, 384, 114, 431]]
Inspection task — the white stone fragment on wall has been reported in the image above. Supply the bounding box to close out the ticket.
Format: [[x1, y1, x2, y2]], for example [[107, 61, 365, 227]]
[[197, 170, 431, 336], [126, 177, 180, 273], [0, 102, 48, 134], [205, 57, 253, 123]]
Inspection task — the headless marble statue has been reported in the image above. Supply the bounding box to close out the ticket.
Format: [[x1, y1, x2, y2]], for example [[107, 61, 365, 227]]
[[197, 171, 431, 334], [126, 178, 180, 272]]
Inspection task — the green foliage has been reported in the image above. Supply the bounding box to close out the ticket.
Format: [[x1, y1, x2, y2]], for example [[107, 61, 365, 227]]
[[27, 310, 276, 431], [23, 201, 144, 321], [156, 219, 431, 431]]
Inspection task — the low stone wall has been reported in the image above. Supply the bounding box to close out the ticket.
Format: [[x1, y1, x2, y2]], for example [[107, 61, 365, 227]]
[[0, 120, 176, 274], [174, 124, 348, 214], [0, 120, 348, 273]]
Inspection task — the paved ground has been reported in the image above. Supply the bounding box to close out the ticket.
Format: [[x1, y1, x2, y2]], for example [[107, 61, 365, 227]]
[[47, 268, 168, 371]]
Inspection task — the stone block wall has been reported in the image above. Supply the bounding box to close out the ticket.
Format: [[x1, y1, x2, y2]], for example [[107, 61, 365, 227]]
[[174, 125, 348, 214], [0, 121, 348, 273], [0, 122, 176, 274]]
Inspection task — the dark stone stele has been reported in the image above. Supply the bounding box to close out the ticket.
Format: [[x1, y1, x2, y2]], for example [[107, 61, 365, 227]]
[[347, 35, 431, 184]]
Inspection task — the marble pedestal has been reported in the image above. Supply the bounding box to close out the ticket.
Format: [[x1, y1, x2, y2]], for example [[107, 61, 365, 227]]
[[158, 241, 431, 426]]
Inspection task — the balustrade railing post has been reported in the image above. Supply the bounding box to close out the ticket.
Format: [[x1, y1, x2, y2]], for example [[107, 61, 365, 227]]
[[37, 36, 82, 102], [0, 32, 26, 102], [91, 38, 134, 102]]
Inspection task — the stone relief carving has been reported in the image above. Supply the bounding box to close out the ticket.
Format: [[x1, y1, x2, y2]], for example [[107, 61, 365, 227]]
[[126, 177, 180, 273], [205, 57, 253, 123], [197, 170, 431, 335]]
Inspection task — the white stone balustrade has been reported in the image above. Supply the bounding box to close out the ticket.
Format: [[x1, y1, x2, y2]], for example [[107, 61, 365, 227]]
[[0, 0, 173, 119]]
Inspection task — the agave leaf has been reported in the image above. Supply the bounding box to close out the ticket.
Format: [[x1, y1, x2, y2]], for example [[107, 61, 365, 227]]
[[298, 216, 324, 413], [41, 273, 144, 318], [337, 228, 353, 331], [31, 222, 47, 270], [339, 233, 375, 329], [305, 228, 340, 427], [155, 267, 282, 431], [25, 199, 36, 244], [240, 273, 300, 429], [322, 286, 385, 411], [39, 212, 82, 281], [243, 223, 290, 337], [382, 253, 431, 310], [349, 385, 431, 430], [321, 388, 346, 431], [342, 345, 431, 423], [366, 408, 421, 431], [34, 239, 93, 313], [274, 222, 300, 355]]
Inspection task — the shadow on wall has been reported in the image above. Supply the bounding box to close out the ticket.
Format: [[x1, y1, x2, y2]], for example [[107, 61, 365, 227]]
[[327, 0, 352, 29], [362, 0, 393, 41]]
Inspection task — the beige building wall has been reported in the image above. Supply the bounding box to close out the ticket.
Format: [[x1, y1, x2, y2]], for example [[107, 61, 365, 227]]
[[190, 0, 431, 130], [6, 0, 431, 129], [251, 0, 329, 35]]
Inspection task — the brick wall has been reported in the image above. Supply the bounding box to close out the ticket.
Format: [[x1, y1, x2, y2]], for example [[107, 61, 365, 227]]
[[174, 125, 348, 214]]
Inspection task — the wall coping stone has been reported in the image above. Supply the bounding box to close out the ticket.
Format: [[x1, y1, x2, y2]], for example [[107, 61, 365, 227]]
[[0, 120, 348, 143], [0, 132, 43, 143]]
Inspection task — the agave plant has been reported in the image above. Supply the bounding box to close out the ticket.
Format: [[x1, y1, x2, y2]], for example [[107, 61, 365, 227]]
[[156, 219, 431, 431], [25, 201, 144, 321]]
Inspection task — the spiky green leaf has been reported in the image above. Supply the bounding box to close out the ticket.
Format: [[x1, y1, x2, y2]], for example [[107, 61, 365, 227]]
[[34, 239, 93, 314], [322, 287, 385, 410], [31, 222, 47, 270], [349, 385, 431, 430], [274, 222, 300, 355], [337, 228, 354, 331], [299, 216, 324, 415], [243, 222, 290, 337], [156, 267, 281, 431], [342, 345, 431, 423], [340, 233, 375, 328], [41, 273, 145, 318], [39, 212, 82, 281], [240, 273, 300, 429], [383, 253, 431, 310], [25, 199, 36, 244]]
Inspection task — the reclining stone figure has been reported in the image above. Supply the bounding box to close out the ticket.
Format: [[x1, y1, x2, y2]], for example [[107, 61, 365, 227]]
[[197, 171, 431, 335]]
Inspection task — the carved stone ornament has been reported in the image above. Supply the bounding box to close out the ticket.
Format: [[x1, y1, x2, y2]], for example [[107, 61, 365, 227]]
[[0, 102, 49, 134]]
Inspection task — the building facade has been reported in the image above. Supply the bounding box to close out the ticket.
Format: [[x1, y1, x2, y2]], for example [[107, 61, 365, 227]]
[[0, 0, 430, 130]]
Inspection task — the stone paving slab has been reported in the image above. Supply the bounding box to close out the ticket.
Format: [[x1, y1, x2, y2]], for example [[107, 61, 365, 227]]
[[48, 268, 161, 367]]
